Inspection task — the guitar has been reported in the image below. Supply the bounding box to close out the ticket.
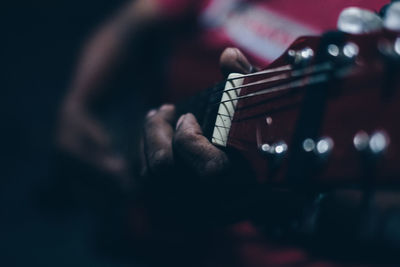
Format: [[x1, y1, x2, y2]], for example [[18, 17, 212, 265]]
[[159, 28, 400, 254], [191, 30, 400, 191]]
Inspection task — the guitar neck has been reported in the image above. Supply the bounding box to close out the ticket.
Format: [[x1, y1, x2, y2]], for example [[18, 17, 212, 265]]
[[174, 81, 224, 140], [175, 73, 246, 147]]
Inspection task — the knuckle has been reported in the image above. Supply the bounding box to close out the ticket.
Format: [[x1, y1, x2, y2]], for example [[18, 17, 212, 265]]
[[221, 47, 236, 58], [220, 47, 237, 63], [144, 114, 163, 128], [148, 149, 173, 172], [173, 128, 197, 148]]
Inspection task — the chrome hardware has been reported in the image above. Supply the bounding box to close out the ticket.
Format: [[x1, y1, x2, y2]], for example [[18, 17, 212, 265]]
[[260, 143, 272, 154], [315, 137, 334, 156], [327, 42, 359, 60], [369, 131, 390, 155], [266, 116, 273, 126], [337, 7, 383, 34], [302, 137, 333, 156], [300, 47, 314, 60], [343, 42, 359, 59], [353, 130, 390, 155], [327, 44, 340, 57], [353, 131, 370, 152], [260, 141, 288, 158], [395, 38, 400, 56], [384, 2, 400, 31], [274, 141, 288, 155], [287, 47, 314, 65], [302, 138, 316, 152]]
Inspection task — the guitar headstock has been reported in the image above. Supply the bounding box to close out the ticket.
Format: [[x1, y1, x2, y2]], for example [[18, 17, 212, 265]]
[[222, 29, 400, 189]]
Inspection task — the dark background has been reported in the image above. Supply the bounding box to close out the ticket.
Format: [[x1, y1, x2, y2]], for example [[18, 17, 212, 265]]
[[2, 1, 138, 266]]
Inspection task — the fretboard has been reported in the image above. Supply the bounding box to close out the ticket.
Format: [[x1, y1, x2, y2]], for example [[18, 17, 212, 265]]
[[175, 73, 244, 147]]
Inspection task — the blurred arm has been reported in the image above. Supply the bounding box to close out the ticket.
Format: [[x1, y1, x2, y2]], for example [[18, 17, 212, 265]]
[[57, 0, 171, 178], [66, 0, 164, 107]]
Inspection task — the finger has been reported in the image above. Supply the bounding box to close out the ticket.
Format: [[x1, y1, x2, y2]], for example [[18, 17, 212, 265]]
[[220, 47, 253, 77], [57, 110, 129, 180], [143, 104, 176, 174], [173, 113, 229, 177], [64, 134, 128, 178], [78, 118, 126, 173], [62, 111, 111, 151]]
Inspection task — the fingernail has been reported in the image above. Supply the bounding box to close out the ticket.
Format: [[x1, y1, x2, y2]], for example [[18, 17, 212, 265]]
[[176, 115, 185, 130]]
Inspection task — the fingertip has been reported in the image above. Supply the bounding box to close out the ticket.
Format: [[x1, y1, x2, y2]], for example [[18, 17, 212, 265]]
[[178, 113, 198, 128], [157, 104, 176, 123], [159, 104, 175, 112], [220, 47, 252, 76], [221, 47, 237, 60], [220, 47, 238, 70], [184, 113, 197, 121], [146, 109, 157, 118], [174, 113, 202, 138]]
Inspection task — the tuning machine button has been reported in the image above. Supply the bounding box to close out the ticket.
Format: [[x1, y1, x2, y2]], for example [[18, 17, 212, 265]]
[[353, 131, 370, 152], [337, 7, 383, 34], [383, 2, 400, 31], [302, 138, 316, 152], [327, 44, 340, 58], [343, 42, 359, 59]]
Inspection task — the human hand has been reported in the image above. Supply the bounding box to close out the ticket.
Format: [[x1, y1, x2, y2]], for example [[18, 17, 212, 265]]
[[57, 102, 128, 180], [138, 48, 256, 224]]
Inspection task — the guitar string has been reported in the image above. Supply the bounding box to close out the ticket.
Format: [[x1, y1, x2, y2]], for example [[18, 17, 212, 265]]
[[214, 62, 333, 95], [225, 64, 292, 81], [206, 65, 357, 143], [204, 65, 293, 99], [227, 66, 361, 126], [215, 65, 357, 106]]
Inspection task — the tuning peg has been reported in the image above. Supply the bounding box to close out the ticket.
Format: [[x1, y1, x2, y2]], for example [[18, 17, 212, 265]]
[[384, 2, 400, 31], [380, 4, 391, 18], [353, 130, 390, 155], [337, 7, 383, 34]]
